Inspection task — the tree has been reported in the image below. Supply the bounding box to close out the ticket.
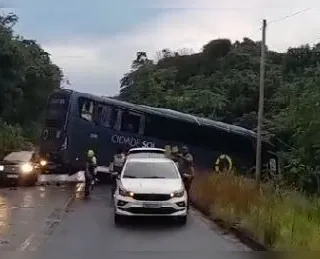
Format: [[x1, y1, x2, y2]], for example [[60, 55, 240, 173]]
[[0, 12, 63, 143], [118, 37, 320, 191]]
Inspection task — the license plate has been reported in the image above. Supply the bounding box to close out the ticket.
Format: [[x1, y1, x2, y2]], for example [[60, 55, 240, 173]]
[[143, 203, 162, 208], [6, 174, 18, 179], [0, 165, 3, 171]]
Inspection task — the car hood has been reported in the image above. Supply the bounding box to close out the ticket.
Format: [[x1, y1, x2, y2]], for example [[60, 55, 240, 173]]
[[120, 178, 183, 194], [0, 160, 22, 166]]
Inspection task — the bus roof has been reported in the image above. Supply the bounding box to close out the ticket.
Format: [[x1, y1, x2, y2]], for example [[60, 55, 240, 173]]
[[54, 89, 272, 145]]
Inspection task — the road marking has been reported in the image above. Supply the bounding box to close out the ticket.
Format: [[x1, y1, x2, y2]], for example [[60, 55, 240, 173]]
[[17, 192, 76, 251], [19, 233, 35, 251]]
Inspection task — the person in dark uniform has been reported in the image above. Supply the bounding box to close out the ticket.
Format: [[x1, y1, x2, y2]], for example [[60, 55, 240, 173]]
[[170, 146, 180, 168], [177, 146, 194, 196], [111, 148, 126, 197], [85, 149, 97, 197]]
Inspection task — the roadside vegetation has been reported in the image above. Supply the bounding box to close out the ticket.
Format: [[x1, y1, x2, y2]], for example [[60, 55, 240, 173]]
[[118, 33, 320, 249], [0, 12, 63, 157], [190, 172, 320, 250]]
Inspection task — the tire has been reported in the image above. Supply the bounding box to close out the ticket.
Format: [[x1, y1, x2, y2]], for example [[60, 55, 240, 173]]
[[176, 215, 187, 225], [29, 179, 37, 186], [22, 176, 37, 187]]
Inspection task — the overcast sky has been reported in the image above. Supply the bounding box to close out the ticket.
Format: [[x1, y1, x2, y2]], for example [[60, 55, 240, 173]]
[[1, 0, 319, 96]]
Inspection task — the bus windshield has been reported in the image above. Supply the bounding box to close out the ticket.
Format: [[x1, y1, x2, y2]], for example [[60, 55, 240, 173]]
[[47, 96, 68, 118]]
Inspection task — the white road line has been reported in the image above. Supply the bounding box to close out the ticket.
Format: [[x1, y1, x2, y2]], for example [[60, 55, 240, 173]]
[[19, 233, 35, 251]]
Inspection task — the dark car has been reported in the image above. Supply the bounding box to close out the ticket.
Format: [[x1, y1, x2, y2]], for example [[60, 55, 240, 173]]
[[0, 151, 39, 186]]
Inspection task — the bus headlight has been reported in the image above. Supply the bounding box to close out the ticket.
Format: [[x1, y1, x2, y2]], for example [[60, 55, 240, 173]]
[[40, 160, 47, 166], [21, 163, 33, 174]]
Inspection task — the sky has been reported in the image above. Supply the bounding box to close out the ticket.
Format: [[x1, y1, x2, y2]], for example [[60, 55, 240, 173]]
[[1, 0, 319, 96]]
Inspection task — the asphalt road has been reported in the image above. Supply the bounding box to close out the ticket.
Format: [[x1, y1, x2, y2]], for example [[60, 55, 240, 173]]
[[0, 174, 251, 259]]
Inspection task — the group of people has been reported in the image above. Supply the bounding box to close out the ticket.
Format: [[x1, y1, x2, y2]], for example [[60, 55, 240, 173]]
[[84, 145, 195, 198], [84, 148, 126, 198], [168, 145, 194, 195]]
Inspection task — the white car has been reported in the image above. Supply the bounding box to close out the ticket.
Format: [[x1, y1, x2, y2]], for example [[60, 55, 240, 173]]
[[113, 157, 188, 225]]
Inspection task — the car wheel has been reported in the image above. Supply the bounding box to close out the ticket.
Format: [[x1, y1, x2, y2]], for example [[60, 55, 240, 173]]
[[30, 175, 38, 186], [22, 177, 37, 187], [29, 180, 37, 186], [176, 215, 187, 225]]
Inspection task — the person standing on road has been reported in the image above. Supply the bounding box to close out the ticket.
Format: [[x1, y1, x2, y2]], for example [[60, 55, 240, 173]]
[[113, 148, 126, 174], [85, 149, 97, 197], [177, 146, 194, 196], [111, 148, 126, 197], [170, 146, 180, 169]]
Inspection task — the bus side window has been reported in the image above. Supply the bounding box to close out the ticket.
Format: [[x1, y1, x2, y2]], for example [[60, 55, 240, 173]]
[[120, 110, 144, 135], [103, 105, 118, 128], [80, 99, 94, 122], [93, 104, 104, 124]]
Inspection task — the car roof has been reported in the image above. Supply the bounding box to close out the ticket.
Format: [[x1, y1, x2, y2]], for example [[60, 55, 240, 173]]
[[125, 157, 173, 164], [128, 147, 165, 153], [6, 151, 34, 156]]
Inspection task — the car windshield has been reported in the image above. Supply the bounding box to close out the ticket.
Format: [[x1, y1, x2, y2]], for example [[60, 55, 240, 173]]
[[3, 151, 33, 162], [122, 160, 179, 179]]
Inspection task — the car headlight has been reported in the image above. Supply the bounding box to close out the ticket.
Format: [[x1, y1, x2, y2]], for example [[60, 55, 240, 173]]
[[119, 187, 134, 197], [170, 189, 185, 198], [21, 163, 33, 174], [40, 160, 47, 166]]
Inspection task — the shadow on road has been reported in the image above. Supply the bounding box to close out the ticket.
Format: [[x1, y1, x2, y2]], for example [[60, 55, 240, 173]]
[[115, 216, 186, 231]]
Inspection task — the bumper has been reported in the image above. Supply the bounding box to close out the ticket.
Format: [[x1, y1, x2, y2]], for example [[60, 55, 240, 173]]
[[0, 172, 38, 184], [114, 192, 188, 217]]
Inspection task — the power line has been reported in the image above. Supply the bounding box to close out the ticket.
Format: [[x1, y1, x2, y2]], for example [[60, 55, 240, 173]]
[[268, 8, 312, 25], [245, 7, 313, 40]]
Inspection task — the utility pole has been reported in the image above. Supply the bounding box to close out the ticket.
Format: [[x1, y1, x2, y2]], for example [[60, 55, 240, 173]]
[[255, 19, 267, 187]]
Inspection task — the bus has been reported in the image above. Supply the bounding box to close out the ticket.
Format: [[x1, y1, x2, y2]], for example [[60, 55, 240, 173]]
[[38, 88, 279, 177]]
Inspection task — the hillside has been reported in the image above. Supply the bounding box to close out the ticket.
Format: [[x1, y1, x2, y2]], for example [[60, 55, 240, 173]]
[[119, 38, 320, 189]]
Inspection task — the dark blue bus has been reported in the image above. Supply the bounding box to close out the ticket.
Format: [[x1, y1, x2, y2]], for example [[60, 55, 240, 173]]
[[38, 88, 279, 176]]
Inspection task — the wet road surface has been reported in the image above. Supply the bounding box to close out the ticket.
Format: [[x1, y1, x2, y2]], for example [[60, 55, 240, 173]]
[[0, 174, 251, 258]]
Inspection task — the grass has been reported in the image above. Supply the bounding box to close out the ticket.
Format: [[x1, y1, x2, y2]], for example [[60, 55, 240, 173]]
[[190, 172, 320, 250]]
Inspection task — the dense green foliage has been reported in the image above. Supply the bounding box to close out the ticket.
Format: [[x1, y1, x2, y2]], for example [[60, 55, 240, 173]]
[[0, 13, 63, 154], [119, 38, 320, 191]]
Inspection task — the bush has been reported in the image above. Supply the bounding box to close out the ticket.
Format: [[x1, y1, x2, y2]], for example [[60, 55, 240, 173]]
[[0, 118, 32, 158], [190, 172, 320, 250]]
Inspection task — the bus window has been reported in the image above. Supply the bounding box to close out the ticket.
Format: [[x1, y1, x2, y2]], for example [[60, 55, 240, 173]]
[[92, 103, 119, 130], [120, 110, 145, 135], [79, 98, 94, 122], [104, 105, 118, 128], [93, 104, 104, 124]]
